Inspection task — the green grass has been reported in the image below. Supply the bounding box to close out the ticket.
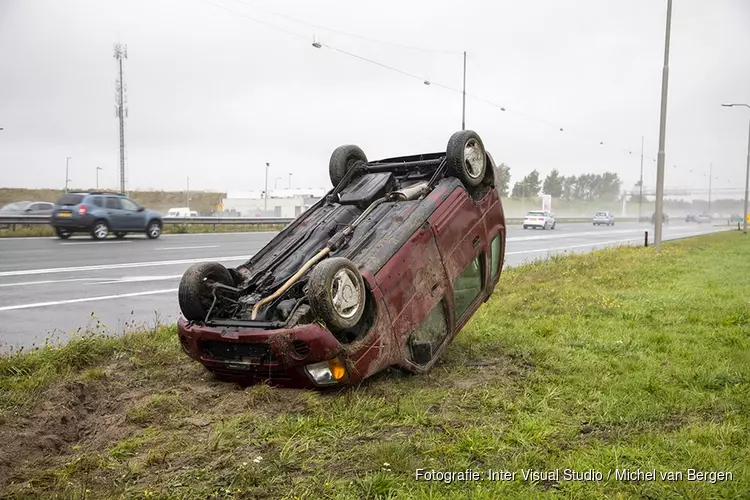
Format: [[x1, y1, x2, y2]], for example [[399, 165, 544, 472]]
[[1, 232, 749, 499]]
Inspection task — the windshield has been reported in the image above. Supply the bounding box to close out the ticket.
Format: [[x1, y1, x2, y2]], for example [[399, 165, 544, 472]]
[[0, 202, 31, 211]]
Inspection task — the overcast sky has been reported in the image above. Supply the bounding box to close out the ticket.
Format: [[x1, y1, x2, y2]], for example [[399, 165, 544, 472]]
[[1, 0, 749, 197]]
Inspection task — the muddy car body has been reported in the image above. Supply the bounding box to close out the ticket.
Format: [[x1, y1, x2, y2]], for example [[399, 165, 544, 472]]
[[177, 130, 506, 389]]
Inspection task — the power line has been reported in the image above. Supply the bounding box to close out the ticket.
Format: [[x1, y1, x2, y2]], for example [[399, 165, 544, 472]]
[[226, 0, 462, 56], [200, 0, 697, 170]]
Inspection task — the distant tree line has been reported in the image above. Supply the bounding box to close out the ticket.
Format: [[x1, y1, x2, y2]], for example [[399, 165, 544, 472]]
[[493, 164, 622, 201]]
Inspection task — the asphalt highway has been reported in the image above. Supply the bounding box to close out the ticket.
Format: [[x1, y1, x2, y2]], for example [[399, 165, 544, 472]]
[[0, 221, 730, 352]]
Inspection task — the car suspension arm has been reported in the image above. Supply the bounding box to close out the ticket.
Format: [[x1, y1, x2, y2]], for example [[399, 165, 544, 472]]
[[249, 195, 389, 320]]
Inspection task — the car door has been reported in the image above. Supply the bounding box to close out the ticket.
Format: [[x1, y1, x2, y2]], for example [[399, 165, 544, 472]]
[[104, 197, 127, 230], [119, 197, 147, 230], [429, 185, 487, 333]]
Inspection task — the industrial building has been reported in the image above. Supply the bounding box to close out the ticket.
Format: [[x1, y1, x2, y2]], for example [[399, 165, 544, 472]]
[[221, 188, 326, 218]]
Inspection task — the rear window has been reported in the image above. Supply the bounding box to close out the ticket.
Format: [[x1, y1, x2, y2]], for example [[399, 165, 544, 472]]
[[527, 211, 545, 216], [56, 194, 84, 206], [596, 212, 607, 216]]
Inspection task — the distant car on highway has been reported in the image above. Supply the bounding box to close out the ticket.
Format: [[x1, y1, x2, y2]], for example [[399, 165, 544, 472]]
[[0, 201, 55, 216], [523, 210, 556, 230], [165, 207, 198, 218], [685, 214, 698, 222], [49, 192, 163, 240], [696, 214, 712, 224], [593, 211, 615, 226], [650, 212, 669, 224]]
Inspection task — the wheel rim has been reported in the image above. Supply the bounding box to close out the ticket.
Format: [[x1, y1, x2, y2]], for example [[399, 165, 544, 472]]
[[95, 224, 108, 238], [463, 138, 484, 179], [149, 223, 161, 237], [330, 269, 361, 319]]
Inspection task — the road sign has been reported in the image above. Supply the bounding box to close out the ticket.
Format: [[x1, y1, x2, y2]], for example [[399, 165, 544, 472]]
[[542, 194, 552, 212]]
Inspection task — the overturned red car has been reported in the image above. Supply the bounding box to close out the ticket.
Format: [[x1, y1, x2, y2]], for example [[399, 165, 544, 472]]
[[176, 130, 506, 389]]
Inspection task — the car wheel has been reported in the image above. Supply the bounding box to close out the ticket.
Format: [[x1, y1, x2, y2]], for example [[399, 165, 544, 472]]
[[307, 257, 366, 333], [55, 227, 72, 239], [446, 130, 487, 188], [551, 222, 556, 230], [329, 145, 367, 187], [178, 262, 234, 321], [91, 220, 109, 240], [114, 232, 127, 239], [523, 225, 528, 229], [146, 220, 162, 239]]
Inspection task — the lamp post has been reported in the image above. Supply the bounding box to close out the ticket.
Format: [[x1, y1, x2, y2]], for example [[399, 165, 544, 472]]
[[639, 136, 644, 222], [65, 157, 72, 193], [721, 103, 750, 233], [186, 176, 190, 210], [423, 51, 467, 130], [653, 0, 673, 252], [264, 162, 270, 211], [288, 173, 292, 189], [96, 166, 102, 190]]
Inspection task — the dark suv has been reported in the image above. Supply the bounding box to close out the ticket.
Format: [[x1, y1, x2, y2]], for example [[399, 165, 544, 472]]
[[50, 192, 163, 240]]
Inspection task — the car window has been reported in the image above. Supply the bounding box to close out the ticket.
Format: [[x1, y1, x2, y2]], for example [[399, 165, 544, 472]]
[[408, 301, 449, 366], [92, 197, 104, 207], [56, 194, 84, 206], [120, 198, 140, 211], [454, 253, 483, 320], [105, 197, 122, 210], [527, 211, 545, 216], [490, 234, 501, 281]]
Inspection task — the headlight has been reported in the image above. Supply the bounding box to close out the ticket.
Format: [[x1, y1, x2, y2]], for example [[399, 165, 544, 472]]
[[304, 359, 347, 386]]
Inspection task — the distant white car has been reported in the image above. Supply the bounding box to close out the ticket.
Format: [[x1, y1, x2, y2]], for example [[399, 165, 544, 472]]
[[165, 207, 198, 218], [593, 211, 615, 226], [523, 211, 556, 230]]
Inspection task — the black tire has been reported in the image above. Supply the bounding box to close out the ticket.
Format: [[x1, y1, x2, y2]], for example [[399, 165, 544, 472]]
[[114, 232, 127, 239], [523, 225, 528, 229], [329, 145, 367, 187], [55, 227, 72, 239], [307, 257, 366, 333], [551, 222, 556, 230], [446, 130, 487, 188], [178, 262, 233, 321], [91, 220, 109, 240], [146, 219, 162, 239]]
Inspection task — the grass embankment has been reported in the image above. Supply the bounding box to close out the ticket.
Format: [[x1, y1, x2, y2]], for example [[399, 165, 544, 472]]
[[1, 232, 748, 498]]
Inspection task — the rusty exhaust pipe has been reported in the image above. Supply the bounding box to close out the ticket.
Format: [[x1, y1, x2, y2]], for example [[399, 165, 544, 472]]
[[389, 181, 429, 201]]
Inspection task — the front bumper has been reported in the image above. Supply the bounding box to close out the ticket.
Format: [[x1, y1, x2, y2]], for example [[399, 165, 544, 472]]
[[177, 317, 350, 388]]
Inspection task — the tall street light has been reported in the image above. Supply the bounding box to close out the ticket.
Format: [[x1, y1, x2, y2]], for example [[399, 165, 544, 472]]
[[423, 51, 467, 130], [653, 0, 673, 252], [65, 157, 72, 193], [288, 173, 292, 189], [96, 166, 102, 190], [265, 162, 270, 211], [639, 135, 644, 222], [721, 103, 750, 233]]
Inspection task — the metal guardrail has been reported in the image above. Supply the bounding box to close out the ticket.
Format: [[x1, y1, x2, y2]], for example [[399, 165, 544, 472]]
[[1, 215, 641, 226]]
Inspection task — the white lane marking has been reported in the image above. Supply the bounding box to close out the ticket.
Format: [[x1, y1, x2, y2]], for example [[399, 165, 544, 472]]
[[86, 275, 182, 285], [506, 238, 638, 255], [0, 255, 251, 278], [0, 278, 105, 288], [0, 288, 178, 312], [60, 241, 133, 245], [506, 227, 729, 256], [154, 245, 219, 250], [506, 225, 702, 242]]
